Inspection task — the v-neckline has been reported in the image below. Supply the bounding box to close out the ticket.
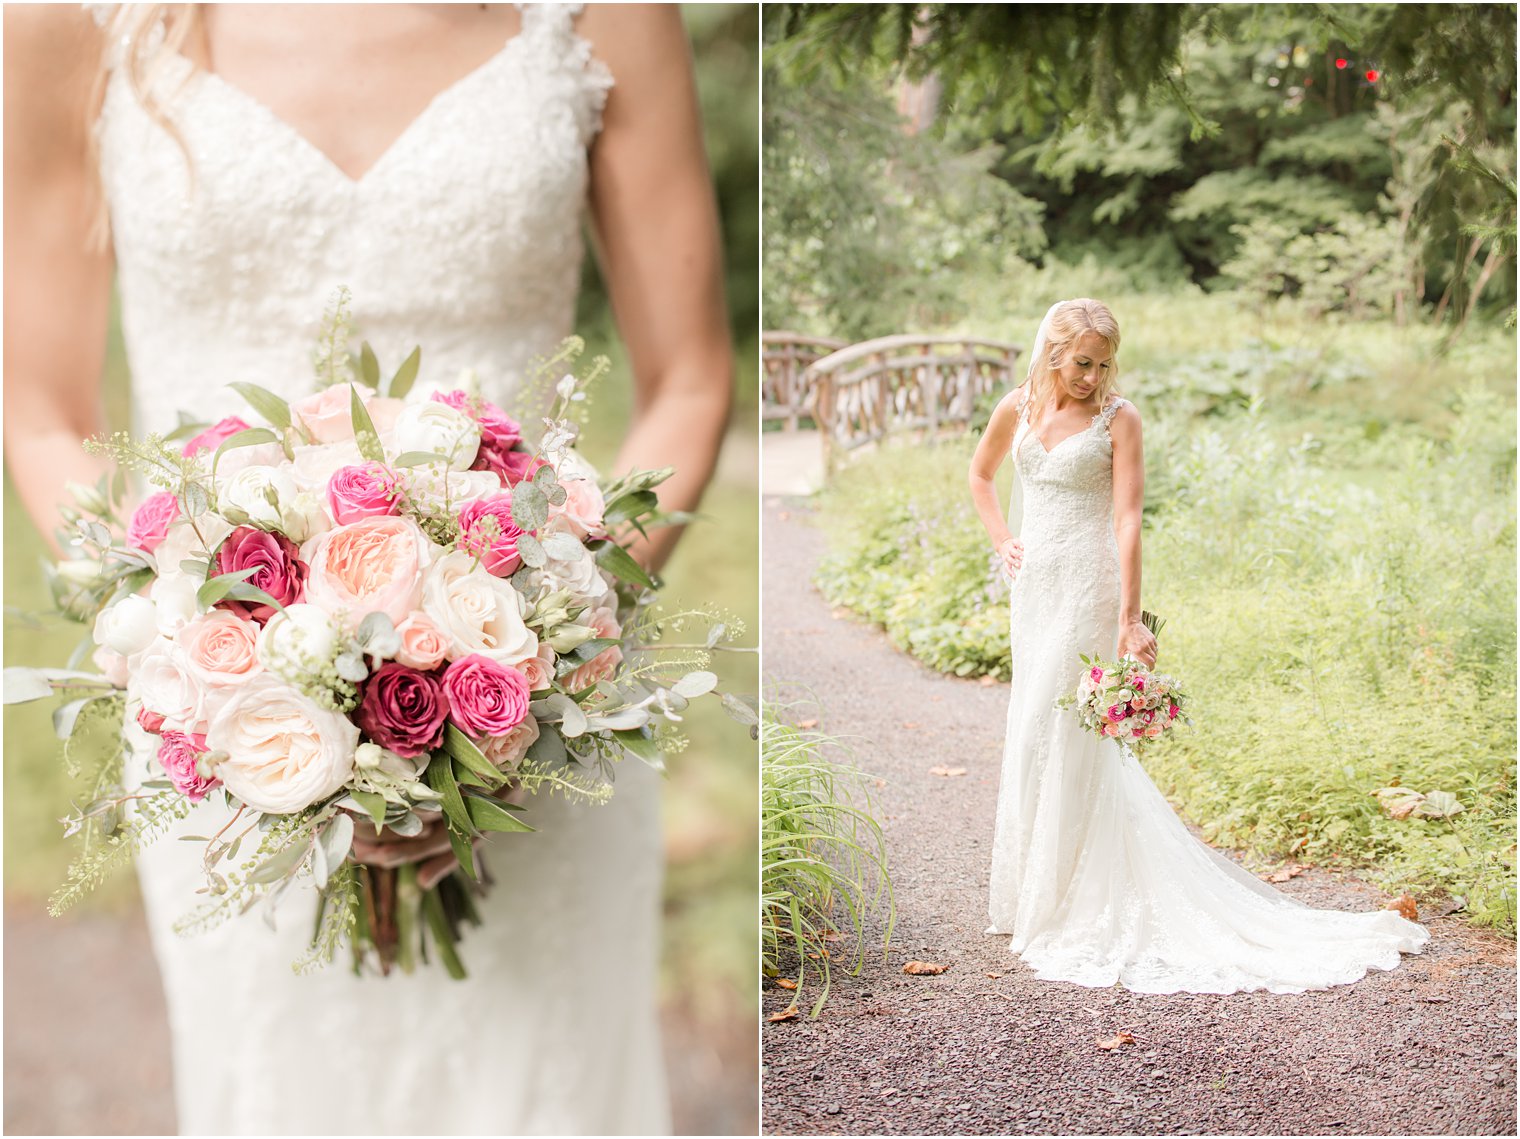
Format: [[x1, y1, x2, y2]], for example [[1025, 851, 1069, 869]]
[[169, 28, 528, 187], [1032, 400, 1118, 455]]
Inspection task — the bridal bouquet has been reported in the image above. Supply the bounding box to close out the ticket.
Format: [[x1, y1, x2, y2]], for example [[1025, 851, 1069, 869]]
[[1056, 613, 1189, 754], [5, 293, 747, 977]]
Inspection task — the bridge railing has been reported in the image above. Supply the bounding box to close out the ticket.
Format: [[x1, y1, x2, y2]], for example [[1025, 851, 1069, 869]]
[[762, 332, 848, 430], [804, 334, 1024, 471]]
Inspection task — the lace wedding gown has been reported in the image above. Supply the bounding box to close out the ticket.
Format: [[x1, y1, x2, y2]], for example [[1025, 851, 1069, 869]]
[[95, 5, 669, 1133], [986, 397, 1428, 994]]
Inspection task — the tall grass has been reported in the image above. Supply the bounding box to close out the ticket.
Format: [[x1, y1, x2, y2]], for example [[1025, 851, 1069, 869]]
[[761, 708, 894, 1015]]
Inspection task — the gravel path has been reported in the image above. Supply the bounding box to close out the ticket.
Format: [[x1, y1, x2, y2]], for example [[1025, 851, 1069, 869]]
[[761, 497, 1517, 1137]]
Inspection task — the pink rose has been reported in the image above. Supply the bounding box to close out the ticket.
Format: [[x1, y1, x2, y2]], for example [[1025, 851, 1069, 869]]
[[517, 644, 556, 692], [157, 730, 220, 801], [355, 663, 448, 758], [431, 391, 522, 485], [302, 516, 430, 631], [563, 605, 624, 693], [1132, 727, 1144, 738], [179, 610, 263, 688], [441, 654, 530, 738], [1142, 709, 1156, 724], [291, 385, 362, 444], [478, 715, 540, 770], [1089, 666, 1103, 683], [326, 463, 403, 525], [1132, 676, 1146, 690], [500, 450, 548, 488], [457, 494, 531, 577], [181, 415, 252, 457], [1130, 697, 1145, 710], [1106, 704, 1128, 722], [1102, 722, 1121, 737], [394, 613, 450, 671], [137, 706, 166, 734], [215, 526, 307, 625], [1168, 704, 1180, 719], [1144, 724, 1165, 739], [547, 478, 607, 541], [127, 492, 180, 553]]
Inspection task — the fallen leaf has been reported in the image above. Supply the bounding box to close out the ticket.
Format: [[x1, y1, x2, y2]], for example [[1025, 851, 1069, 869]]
[[797, 718, 819, 730], [767, 1008, 799, 1023], [1096, 1031, 1137, 1050], [877, 1088, 900, 1098], [875, 779, 887, 789], [774, 978, 798, 990], [902, 721, 920, 730], [806, 949, 831, 960], [821, 930, 843, 942], [1387, 893, 1418, 922], [1371, 785, 1427, 820], [1267, 863, 1308, 883], [929, 766, 968, 778], [979, 675, 996, 687], [984, 972, 1002, 979], [903, 960, 950, 975]]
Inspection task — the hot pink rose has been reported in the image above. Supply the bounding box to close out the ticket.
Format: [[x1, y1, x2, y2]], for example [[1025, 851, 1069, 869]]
[[291, 385, 362, 444], [137, 706, 166, 734], [181, 416, 252, 457], [326, 463, 403, 525], [215, 526, 307, 625], [1132, 676, 1146, 690], [1106, 704, 1128, 722], [441, 654, 530, 738], [1089, 666, 1103, 683], [457, 494, 531, 577], [563, 606, 624, 692], [302, 516, 429, 631], [127, 492, 180, 553], [1168, 704, 1180, 719], [500, 450, 548, 488], [548, 478, 607, 541], [179, 610, 262, 688], [355, 663, 448, 758], [394, 612, 450, 671], [158, 730, 220, 801]]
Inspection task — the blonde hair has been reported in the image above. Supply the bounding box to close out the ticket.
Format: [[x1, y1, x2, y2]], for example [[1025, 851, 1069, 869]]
[[87, 4, 200, 251], [1024, 298, 1122, 422]]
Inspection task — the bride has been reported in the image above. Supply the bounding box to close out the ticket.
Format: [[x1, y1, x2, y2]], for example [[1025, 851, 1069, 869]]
[[4, 3, 732, 1133], [968, 298, 1428, 995]]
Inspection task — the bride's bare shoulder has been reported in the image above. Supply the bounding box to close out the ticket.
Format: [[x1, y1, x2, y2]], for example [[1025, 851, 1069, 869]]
[[5, 7, 105, 169], [575, 5, 689, 83]]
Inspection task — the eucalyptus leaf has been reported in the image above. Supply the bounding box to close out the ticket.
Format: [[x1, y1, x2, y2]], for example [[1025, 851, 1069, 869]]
[[348, 384, 386, 464], [721, 692, 760, 727], [388, 346, 421, 399], [546, 692, 588, 738], [526, 726, 567, 767], [540, 531, 585, 561], [671, 670, 719, 699], [516, 532, 547, 569], [246, 836, 313, 885], [704, 622, 728, 648], [310, 836, 329, 890], [359, 342, 381, 388], [388, 811, 425, 838], [52, 696, 96, 740], [182, 482, 211, 519], [511, 481, 549, 531], [228, 381, 293, 431], [319, 813, 355, 869], [346, 788, 389, 830], [3, 667, 55, 705]]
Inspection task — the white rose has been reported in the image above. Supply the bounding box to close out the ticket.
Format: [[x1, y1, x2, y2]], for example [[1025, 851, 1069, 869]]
[[257, 603, 339, 676], [153, 517, 232, 590], [411, 368, 482, 403], [398, 467, 500, 514], [219, 465, 301, 532], [542, 541, 615, 608], [207, 676, 359, 813], [393, 402, 480, 472], [93, 594, 159, 656], [421, 550, 538, 666], [136, 638, 210, 734], [149, 574, 199, 638], [289, 439, 365, 493], [214, 440, 286, 478]]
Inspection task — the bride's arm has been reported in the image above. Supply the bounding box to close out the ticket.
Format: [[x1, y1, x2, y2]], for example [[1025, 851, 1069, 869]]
[[4, 7, 116, 555], [578, 5, 733, 574], [968, 388, 1025, 578], [1110, 403, 1157, 666]]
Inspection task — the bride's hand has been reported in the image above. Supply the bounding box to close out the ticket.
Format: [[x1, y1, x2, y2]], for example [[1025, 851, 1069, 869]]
[[1117, 621, 1158, 669], [997, 537, 1023, 578]]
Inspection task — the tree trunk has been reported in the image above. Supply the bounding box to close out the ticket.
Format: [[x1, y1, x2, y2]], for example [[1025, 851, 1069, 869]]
[[1433, 234, 1484, 324], [1452, 242, 1508, 338]]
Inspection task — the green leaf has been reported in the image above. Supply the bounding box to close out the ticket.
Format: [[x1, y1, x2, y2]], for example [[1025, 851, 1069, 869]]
[[220, 582, 286, 614], [228, 382, 293, 431], [463, 789, 536, 834], [511, 481, 549, 531], [3, 667, 55, 705], [359, 342, 381, 389], [526, 726, 566, 767], [672, 670, 718, 699], [425, 752, 473, 835], [421, 882, 467, 977], [52, 696, 96, 740], [613, 728, 660, 763], [721, 692, 760, 727], [211, 428, 280, 472], [388, 346, 422, 400], [446, 821, 477, 883], [442, 724, 506, 788], [348, 789, 388, 830], [348, 384, 386, 464], [604, 489, 659, 526], [558, 637, 620, 669], [393, 451, 452, 468], [592, 540, 656, 590], [246, 835, 313, 885], [196, 567, 261, 609]]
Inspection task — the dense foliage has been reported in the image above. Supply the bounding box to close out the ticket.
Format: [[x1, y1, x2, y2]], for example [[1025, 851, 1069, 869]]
[[814, 299, 1516, 933], [765, 3, 1516, 338]]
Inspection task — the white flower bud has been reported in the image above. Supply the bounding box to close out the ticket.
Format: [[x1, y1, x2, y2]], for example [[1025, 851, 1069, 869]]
[[93, 594, 160, 656], [393, 402, 480, 472]]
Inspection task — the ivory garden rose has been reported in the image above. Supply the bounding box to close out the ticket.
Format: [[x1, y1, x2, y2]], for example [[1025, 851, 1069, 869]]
[[420, 550, 538, 666], [207, 676, 360, 814], [302, 516, 432, 631], [179, 610, 263, 688]]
